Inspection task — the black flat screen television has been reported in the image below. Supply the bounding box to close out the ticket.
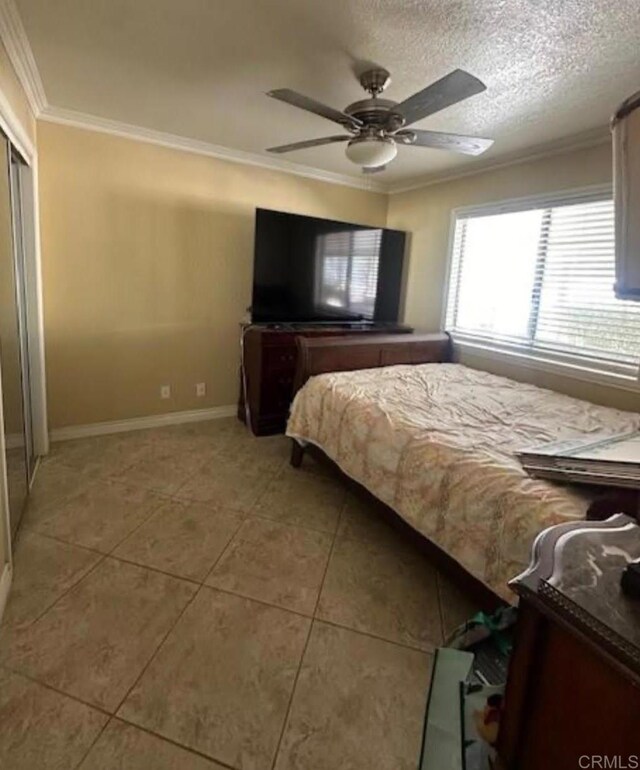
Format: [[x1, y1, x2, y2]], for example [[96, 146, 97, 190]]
[[251, 208, 406, 324]]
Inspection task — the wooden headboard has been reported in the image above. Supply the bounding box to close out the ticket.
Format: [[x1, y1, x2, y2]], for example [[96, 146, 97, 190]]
[[293, 332, 452, 393]]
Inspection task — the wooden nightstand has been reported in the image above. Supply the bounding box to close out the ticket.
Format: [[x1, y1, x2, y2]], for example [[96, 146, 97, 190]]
[[498, 514, 640, 768]]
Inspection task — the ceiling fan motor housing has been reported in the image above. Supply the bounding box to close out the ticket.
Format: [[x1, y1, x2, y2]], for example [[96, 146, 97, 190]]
[[344, 98, 401, 129]]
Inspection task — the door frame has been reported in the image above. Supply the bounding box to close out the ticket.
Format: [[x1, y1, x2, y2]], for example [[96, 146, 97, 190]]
[[0, 91, 47, 455], [0, 75, 48, 611], [14, 151, 47, 458]]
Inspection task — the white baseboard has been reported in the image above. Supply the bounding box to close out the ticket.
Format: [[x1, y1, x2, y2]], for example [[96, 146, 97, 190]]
[[0, 563, 12, 623], [49, 405, 238, 443]]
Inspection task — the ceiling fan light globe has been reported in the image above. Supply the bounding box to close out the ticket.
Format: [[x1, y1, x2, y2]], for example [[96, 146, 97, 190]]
[[345, 137, 397, 168]]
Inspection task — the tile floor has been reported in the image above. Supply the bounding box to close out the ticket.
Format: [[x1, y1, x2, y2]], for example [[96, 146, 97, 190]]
[[0, 418, 478, 770]]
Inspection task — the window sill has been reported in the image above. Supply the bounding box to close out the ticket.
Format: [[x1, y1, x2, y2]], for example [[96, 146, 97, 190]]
[[449, 333, 640, 394]]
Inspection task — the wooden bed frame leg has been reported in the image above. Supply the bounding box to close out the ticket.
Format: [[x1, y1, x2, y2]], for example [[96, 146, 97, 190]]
[[290, 440, 305, 468]]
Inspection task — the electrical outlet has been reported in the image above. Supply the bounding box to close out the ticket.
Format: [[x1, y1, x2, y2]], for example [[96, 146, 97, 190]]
[[160, 385, 171, 399], [196, 382, 206, 397]]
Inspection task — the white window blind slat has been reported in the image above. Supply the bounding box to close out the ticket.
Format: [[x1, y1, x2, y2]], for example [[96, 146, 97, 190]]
[[445, 195, 640, 375]]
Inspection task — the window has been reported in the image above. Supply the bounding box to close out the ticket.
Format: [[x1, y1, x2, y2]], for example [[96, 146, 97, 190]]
[[315, 229, 382, 319], [444, 190, 640, 381]]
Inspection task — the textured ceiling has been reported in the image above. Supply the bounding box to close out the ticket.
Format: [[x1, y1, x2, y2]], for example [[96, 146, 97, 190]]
[[14, 0, 640, 185]]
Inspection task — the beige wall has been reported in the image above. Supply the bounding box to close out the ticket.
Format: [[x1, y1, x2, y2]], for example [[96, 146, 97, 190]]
[[38, 123, 638, 428], [38, 122, 388, 428], [387, 142, 639, 411]]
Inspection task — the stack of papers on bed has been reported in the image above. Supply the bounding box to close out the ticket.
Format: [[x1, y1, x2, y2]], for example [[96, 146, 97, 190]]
[[517, 432, 640, 489]]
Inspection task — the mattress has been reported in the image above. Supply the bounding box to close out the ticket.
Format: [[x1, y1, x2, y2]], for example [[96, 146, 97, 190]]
[[287, 363, 640, 601]]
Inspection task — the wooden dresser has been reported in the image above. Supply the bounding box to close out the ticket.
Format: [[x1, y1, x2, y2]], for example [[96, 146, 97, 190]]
[[238, 323, 413, 436], [498, 514, 640, 768]]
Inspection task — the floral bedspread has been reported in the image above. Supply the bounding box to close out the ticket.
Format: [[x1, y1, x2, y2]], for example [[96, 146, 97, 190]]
[[287, 363, 640, 601]]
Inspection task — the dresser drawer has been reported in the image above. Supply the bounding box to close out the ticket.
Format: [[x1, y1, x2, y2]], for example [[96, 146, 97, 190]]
[[263, 346, 297, 372], [261, 377, 294, 411], [267, 372, 295, 390]]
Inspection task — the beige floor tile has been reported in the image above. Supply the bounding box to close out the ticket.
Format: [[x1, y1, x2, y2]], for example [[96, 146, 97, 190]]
[[140, 430, 223, 466], [437, 572, 481, 640], [47, 432, 152, 479], [21, 463, 93, 530], [252, 467, 346, 533], [0, 420, 470, 768], [115, 452, 203, 496], [316, 537, 443, 651], [275, 622, 431, 770], [179, 417, 250, 451], [43, 435, 98, 466], [142, 421, 253, 467], [0, 532, 101, 636], [337, 492, 403, 547], [32, 479, 166, 553], [221, 433, 290, 474], [0, 667, 107, 770], [114, 500, 243, 581], [175, 462, 271, 512], [206, 517, 333, 614], [2, 558, 196, 712], [170, 416, 246, 441], [119, 588, 310, 770], [79, 719, 225, 769]]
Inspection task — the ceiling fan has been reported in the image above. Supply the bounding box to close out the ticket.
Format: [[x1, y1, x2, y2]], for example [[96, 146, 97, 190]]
[[266, 67, 493, 173]]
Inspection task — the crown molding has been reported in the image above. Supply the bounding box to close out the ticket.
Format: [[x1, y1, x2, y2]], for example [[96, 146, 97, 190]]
[[0, 0, 614, 197], [0, 0, 47, 115], [0, 73, 34, 159], [387, 126, 611, 195], [37, 105, 613, 197], [0, 0, 386, 193], [39, 105, 388, 193]]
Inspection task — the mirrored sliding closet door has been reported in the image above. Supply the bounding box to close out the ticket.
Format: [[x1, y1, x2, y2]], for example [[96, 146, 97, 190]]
[[0, 133, 35, 540]]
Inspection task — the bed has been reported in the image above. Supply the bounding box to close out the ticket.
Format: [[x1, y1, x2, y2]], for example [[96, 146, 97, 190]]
[[287, 334, 640, 603]]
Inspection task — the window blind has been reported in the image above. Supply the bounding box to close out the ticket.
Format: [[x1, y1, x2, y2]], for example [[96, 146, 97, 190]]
[[445, 194, 640, 376]]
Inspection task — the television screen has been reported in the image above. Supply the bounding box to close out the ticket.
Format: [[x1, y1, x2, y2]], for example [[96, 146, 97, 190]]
[[251, 208, 406, 324]]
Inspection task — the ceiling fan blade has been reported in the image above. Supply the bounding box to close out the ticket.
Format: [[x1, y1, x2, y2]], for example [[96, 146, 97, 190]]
[[362, 165, 387, 174], [392, 69, 486, 127], [267, 135, 350, 154], [267, 89, 362, 129], [402, 129, 493, 156]]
